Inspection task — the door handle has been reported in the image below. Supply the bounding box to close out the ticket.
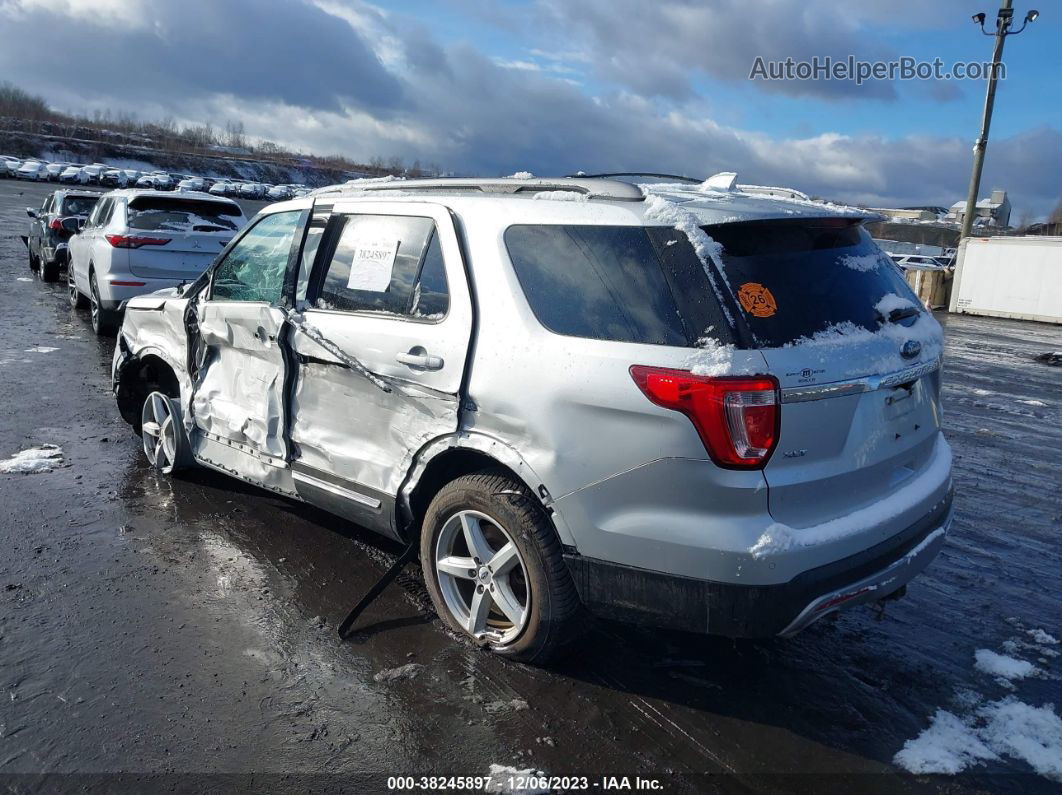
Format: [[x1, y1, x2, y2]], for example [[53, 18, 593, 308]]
[[395, 347, 443, 371]]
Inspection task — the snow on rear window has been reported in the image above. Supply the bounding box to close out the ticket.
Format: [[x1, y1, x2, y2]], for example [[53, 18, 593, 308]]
[[127, 198, 240, 232]]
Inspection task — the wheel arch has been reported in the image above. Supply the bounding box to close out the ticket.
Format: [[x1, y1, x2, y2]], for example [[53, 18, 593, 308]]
[[398, 434, 576, 548], [114, 349, 182, 429]]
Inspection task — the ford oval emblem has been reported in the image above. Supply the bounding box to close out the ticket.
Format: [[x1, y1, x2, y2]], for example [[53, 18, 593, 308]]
[[900, 340, 922, 359]]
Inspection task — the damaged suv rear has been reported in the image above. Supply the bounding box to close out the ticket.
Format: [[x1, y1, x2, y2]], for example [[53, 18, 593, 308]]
[[112, 175, 953, 663]]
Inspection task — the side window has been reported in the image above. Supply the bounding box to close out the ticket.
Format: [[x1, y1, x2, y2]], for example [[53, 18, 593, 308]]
[[295, 218, 327, 304], [41, 195, 52, 213], [314, 214, 449, 318], [101, 199, 121, 228], [87, 198, 110, 228], [212, 211, 301, 303]]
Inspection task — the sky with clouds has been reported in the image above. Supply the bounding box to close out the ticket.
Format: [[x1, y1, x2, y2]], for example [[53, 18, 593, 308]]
[[1, 0, 1059, 218]]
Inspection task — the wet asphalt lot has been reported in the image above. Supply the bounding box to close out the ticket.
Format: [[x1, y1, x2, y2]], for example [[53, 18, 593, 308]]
[[0, 179, 1060, 793]]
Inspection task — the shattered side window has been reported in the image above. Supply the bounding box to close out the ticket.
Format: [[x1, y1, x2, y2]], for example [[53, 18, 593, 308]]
[[212, 211, 300, 304]]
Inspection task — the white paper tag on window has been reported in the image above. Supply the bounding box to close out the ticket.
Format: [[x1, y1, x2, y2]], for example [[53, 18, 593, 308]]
[[347, 238, 399, 292]]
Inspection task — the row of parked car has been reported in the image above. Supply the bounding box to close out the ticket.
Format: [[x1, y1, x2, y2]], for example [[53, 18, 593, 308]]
[[1, 154, 309, 201], [19, 174, 955, 664], [24, 186, 248, 332]]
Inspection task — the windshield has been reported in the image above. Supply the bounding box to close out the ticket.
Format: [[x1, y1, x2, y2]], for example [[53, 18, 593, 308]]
[[702, 219, 921, 348], [61, 196, 99, 216], [127, 197, 241, 232]]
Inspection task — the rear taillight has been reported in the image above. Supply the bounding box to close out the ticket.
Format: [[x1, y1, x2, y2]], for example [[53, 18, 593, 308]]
[[105, 234, 170, 249], [629, 366, 780, 469], [48, 217, 63, 231]]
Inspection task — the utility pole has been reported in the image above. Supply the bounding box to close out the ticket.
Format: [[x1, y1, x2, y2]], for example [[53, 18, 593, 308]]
[[960, 2, 1038, 239]]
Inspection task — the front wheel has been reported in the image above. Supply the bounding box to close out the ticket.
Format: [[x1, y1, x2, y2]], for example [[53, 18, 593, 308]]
[[28, 245, 39, 272], [140, 391, 192, 475], [420, 471, 584, 664]]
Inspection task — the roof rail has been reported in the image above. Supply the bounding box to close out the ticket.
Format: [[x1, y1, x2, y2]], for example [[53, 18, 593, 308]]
[[316, 176, 644, 201], [568, 171, 703, 184]]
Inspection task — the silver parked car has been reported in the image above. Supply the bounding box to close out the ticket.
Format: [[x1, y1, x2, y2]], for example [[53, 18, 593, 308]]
[[112, 176, 953, 663]]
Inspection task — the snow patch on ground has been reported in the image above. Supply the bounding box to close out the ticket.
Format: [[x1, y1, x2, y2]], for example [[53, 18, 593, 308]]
[[895, 699, 1062, 780], [0, 444, 64, 474], [974, 649, 1037, 682], [894, 708, 998, 774], [897, 626, 1062, 782], [484, 764, 549, 794], [16, 277, 32, 282], [1028, 629, 1059, 645], [530, 190, 587, 201], [840, 253, 881, 272], [484, 698, 530, 714], [25, 346, 59, 354], [372, 663, 424, 683], [1019, 399, 1047, 407]]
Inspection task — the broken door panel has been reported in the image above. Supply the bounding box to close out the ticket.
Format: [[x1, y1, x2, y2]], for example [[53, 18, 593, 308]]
[[288, 202, 473, 533]]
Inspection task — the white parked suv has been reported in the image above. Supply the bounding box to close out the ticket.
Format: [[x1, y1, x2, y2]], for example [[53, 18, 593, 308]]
[[112, 176, 953, 663], [68, 189, 246, 334]]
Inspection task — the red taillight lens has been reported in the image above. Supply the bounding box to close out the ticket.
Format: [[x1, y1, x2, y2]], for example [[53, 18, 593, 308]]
[[48, 217, 64, 231], [629, 366, 780, 469], [105, 234, 170, 249]]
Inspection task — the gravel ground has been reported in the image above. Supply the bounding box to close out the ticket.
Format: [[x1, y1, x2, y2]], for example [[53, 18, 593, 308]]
[[0, 179, 1060, 793]]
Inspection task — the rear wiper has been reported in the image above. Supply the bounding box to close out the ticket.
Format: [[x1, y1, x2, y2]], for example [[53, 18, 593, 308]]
[[878, 306, 921, 324]]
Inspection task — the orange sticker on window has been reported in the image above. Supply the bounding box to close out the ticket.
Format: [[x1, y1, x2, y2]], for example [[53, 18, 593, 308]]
[[737, 282, 777, 318]]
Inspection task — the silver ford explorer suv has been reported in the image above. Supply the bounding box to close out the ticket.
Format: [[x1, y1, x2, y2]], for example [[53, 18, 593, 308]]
[[112, 175, 954, 664]]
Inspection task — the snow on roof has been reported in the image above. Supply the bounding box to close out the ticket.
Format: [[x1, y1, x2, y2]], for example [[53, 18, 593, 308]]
[[306, 173, 874, 225]]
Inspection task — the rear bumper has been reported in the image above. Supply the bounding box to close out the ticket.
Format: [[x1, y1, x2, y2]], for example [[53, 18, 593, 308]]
[[564, 490, 953, 638], [97, 275, 187, 310], [40, 242, 69, 266]]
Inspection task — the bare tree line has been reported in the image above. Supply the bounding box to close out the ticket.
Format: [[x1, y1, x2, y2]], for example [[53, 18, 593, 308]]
[[0, 82, 442, 177]]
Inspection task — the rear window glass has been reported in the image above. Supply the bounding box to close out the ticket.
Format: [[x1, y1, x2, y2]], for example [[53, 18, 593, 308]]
[[704, 220, 920, 347], [127, 197, 241, 232], [61, 196, 98, 216], [504, 225, 732, 346]]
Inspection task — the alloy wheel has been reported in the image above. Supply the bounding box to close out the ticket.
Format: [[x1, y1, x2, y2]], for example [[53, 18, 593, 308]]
[[141, 392, 178, 474], [434, 510, 530, 644], [89, 274, 101, 330]]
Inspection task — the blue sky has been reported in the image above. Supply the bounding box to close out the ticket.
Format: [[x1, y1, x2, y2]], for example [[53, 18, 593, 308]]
[[2, 0, 1059, 219]]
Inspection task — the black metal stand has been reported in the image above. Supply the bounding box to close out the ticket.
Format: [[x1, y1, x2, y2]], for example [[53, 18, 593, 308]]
[[337, 542, 419, 640]]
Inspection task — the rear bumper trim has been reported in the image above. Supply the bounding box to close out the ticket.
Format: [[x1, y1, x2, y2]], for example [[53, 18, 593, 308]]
[[777, 508, 952, 637]]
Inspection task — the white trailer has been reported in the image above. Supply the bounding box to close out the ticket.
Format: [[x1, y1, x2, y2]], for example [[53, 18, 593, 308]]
[[950, 236, 1062, 324]]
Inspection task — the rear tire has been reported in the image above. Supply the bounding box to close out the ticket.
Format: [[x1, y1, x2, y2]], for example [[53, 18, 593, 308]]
[[40, 257, 59, 283], [68, 267, 88, 309], [420, 470, 584, 664], [89, 271, 118, 336]]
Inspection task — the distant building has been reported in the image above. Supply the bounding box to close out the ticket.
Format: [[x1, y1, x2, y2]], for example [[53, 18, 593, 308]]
[[869, 207, 942, 222], [1024, 221, 1062, 236], [946, 189, 1011, 228]]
